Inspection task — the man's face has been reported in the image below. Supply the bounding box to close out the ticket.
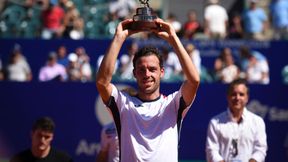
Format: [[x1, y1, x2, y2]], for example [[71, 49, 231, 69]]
[[31, 129, 53, 152], [227, 84, 249, 113], [133, 55, 164, 95]]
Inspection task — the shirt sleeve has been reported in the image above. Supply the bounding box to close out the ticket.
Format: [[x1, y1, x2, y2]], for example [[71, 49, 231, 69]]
[[206, 119, 224, 162], [250, 117, 268, 162], [107, 84, 123, 113]]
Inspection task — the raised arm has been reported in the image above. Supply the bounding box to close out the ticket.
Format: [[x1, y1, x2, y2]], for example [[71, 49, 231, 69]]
[[154, 19, 200, 106], [96, 19, 136, 104]]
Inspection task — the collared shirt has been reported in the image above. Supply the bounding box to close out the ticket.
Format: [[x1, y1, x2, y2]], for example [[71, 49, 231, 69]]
[[206, 108, 267, 162]]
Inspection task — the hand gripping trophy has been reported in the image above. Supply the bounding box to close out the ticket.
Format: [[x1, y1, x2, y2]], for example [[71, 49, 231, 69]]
[[127, 0, 159, 30]]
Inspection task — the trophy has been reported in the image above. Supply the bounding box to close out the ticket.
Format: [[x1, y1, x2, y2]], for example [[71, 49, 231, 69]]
[[127, 0, 159, 30]]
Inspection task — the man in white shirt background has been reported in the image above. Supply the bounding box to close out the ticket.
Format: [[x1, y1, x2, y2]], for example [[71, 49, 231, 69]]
[[206, 79, 267, 162]]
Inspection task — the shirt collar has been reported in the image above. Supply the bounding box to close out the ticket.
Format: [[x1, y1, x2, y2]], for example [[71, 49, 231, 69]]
[[227, 107, 248, 123]]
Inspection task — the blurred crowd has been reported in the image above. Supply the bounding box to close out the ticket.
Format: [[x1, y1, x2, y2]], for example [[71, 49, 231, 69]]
[[0, 43, 93, 82], [0, 0, 288, 40], [0, 41, 275, 85]]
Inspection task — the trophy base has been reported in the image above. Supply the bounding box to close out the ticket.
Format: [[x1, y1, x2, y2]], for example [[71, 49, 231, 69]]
[[124, 6, 159, 31], [131, 21, 159, 31]]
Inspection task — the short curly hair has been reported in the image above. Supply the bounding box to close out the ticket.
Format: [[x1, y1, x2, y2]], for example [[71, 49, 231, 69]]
[[132, 46, 163, 69]]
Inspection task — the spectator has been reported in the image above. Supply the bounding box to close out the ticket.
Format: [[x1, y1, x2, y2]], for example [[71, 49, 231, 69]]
[[66, 53, 82, 81], [62, 1, 84, 40], [228, 13, 244, 39], [214, 47, 240, 83], [56, 45, 69, 67], [41, 0, 65, 39], [182, 10, 202, 39], [119, 42, 138, 81], [242, 0, 268, 40], [10, 116, 73, 162], [69, 16, 84, 40], [185, 43, 201, 76], [206, 79, 268, 162], [246, 55, 270, 84], [95, 122, 119, 162], [161, 46, 183, 82], [39, 52, 67, 81], [108, 0, 137, 21], [166, 13, 182, 36], [105, 13, 121, 38], [96, 55, 119, 77], [238, 46, 269, 84], [204, 0, 228, 39], [269, 0, 288, 40], [74, 46, 92, 82], [5, 44, 32, 82]]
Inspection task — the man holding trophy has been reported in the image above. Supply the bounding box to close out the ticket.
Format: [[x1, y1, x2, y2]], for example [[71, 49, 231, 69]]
[[96, 0, 200, 161]]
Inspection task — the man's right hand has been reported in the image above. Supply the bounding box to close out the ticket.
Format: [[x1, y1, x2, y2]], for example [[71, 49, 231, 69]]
[[115, 19, 139, 40]]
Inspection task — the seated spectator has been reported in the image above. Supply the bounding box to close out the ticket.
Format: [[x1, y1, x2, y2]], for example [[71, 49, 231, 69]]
[[204, 0, 228, 39], [66, 53, 82, 81], [242, 0, 268, 40], [96, 55, 119, 74], [39, 52, 67, 81], [182, 10, 203, 39], [118, 42, 138, 81], [214, 47, 240, 83], [62, 1, 84, 40], [246, 55, 270, 84], [108, 0, 137, 21], [105, 12, 121, 38], [185, 43, 214, 83], [166, 13, 182, 36], [5, 44, 32, 82], [228, 13, 244, 39], [269, 0, 288, 40], [56, 45, 69, 67], [69, 16, 84, 40], [238, 46, 269, 84], [41, 0, 65, 39], [185, 43, 201, 75], [74, 46, 92, 82], [161, 46, 183, 82]]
